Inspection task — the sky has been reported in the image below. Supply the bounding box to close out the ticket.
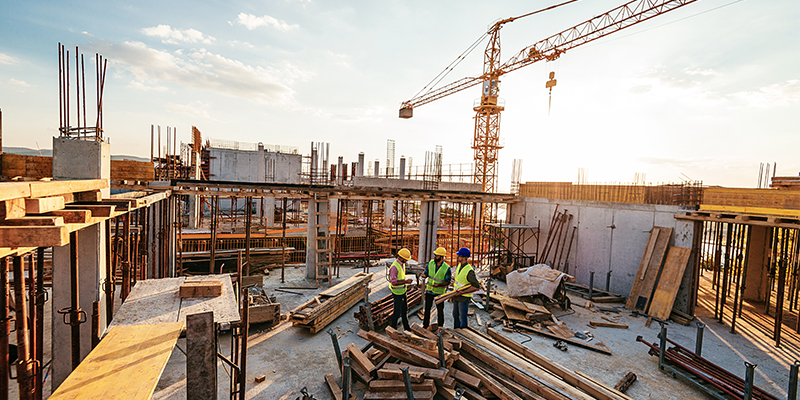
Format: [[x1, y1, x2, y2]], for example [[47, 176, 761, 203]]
[[0, 0, 798, 191]]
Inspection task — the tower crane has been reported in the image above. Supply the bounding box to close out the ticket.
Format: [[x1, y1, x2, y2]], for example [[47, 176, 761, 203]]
[[400, 0, 699, 194]]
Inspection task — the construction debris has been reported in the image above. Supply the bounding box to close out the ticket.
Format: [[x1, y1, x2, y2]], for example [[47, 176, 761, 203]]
[[355, 285, 423, 331], [290, 272, 373, 333], [613, 372, 637, 393]]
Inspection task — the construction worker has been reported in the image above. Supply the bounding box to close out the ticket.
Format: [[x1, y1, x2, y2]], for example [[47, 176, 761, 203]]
[[419, 246, 450, 329], [452, 247, 479, 329], [389, 248, 413, 330]]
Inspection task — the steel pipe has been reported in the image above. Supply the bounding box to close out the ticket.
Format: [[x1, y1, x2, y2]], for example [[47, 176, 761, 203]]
[[695, 322, 705, 356], [342, 357, 351, 400], [744, 362, 756, 400], [789, 360, 799, 400], [401, 367, 415, 400]]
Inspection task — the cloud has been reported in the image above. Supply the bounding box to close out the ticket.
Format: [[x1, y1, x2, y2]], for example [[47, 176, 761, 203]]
[[142, 25, 216, 44], [0, 53, 17, 65], [166, 102, 217, 121], [236, 13, 299, 31], [9, 79, 31, 87], [228, 40, 255, 48], [128, 80, 169, 92], [684, 68, 719, 77], [91, 40, 308, 104], [730, 80, 800, 108]]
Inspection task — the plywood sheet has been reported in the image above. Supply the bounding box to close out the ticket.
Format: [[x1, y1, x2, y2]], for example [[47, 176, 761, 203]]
[[625, 226, 672, 312], [107, 277, 184, 330], [648, 246, 692, 320], [49, 322, 183, 400], [179, 274, 240, 324]]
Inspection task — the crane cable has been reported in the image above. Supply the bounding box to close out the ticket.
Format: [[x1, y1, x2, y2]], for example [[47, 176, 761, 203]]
[[411, 30, 490, 101]]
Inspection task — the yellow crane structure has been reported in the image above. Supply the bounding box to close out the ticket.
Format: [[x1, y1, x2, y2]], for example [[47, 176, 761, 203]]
[[400, 0, 699, 194]]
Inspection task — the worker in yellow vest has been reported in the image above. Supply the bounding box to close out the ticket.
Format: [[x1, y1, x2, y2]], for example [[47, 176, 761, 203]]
[[419, 246, 451, 329], [389, 248, 413, 330], [453, 247, 479, 329]]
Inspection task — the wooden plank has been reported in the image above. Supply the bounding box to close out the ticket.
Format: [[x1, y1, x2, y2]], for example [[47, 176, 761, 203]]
[[64, 204, 115, 218], [43, 209, 90, 223], [626, 226, 672, 312], [377, 368, 424, 382], [486, 328, 623, 400], [324, 373, 344, 400], [362, 330, 440, 369], [25, 196, 65, 214], [0, 198, 26, 219], [0, 225, 69, 247], [369, 379, 435, 392], [454, 358, 521, 400], [49, 322, 183, 400], [28, 179, 108, 198], [453, 329, 595, 400], [179, 275, 241, 324], [107, 278, 184, 329], [0, 182, 32, 202], [347, 343, 377, 375], [647, 246, 692, 320], [319, 272, 368, 297], [575, 371, 634, 400], [589, 321, 628, 329], [0, 216, 64, 226], [483, 367, 547, 400], [179, 281, 223, 298], [449, 368, 481, 391], [382, 363, 448, 382], [385, 326, 436, 350]]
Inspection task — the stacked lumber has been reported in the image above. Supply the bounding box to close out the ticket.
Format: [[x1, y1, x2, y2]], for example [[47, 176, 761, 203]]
[[450, 327, 632, 400], [181, 247, 293, 266], [626, 227, 693, 322], [354, 285, 422, 330], [0, 154, 52, 180], [290, 272, 373, 333], [771, 176, 800, 190], [110, 159, 155, 181]]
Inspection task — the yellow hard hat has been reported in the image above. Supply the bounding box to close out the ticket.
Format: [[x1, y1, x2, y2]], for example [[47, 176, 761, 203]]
[[434, 247, 447, 257], [397, 248, 411, 261]]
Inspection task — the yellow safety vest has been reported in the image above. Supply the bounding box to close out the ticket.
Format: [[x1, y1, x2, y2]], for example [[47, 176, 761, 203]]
[[454, 263, 474, 298], [390, 259, 407, 295], [425, 260, 450, 295]]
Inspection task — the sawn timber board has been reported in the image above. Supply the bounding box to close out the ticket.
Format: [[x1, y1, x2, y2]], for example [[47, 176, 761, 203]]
[[647, 246, 692, 320], [626, 226, 672, 312]]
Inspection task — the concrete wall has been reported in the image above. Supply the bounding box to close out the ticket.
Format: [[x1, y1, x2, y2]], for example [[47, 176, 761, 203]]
[[208, 147, 301, 184], [509, 197, 695, 310]]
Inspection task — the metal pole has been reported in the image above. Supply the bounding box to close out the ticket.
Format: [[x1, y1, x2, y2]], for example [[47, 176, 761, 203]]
[[401, 367, 416, 400], [658, 324, 667, 371], [695, 322, 705, 357], [789, 360, 800, 400], [91, 301, 100, 349], [341, 357, 351, 400], [69, 232, 82, 370], [13, 256, 34, 399], [743, 362, 756, 400], [605, 270, 612, 292], [327, 329, 343, 371], [589, 271, 595, 301], [281, 197, 287, 283], [26, 254, 37, 400], [104, 219, 114, 325], [238, 294, 249, 400], [245, 196, 252, 276], [0, 257, 8, 398], [35, 249, 45, 400]]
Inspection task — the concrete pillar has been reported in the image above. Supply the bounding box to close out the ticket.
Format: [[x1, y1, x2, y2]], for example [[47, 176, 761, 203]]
[[418, 201, 440, 262], [399, 157, 406, 180], [744, 225, 771, 302], [383, 200, 393, 228], [263, 197, 275, 227], [187, 152, 201, 229], [374, 160, 380, 178], [51, 137, 110, 389], [356, 153, 365, 217], [337, 156, 344, 186], [306, 197, 317, 279]]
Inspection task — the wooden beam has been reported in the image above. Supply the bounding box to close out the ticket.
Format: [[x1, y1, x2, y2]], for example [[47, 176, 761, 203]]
[[0, 198, 26, 219], [25, 196, 65, 214], [0, 182, 32, 202], [377, 368, 424, 383], [0, 226, 69, 247], [0, 216, 64, 226], [324, 373, 344, 400], [29, 179, 108, 198], [44, 209, 90, 224], [186, 312, 216, 400], [347, 343, 377, 376], [588, 321, 628, 329], [65, 204, 115, 217], [454, 358, 521, 400], [369, 379, 435, 392], [360, 330, 440, 369]]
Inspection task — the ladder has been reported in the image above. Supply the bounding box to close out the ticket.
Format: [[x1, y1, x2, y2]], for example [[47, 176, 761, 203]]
[[311, 193, 333, 287]]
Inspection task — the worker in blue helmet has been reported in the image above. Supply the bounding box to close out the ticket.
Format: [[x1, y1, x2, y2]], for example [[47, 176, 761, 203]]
[[452, 247, 479, 329]]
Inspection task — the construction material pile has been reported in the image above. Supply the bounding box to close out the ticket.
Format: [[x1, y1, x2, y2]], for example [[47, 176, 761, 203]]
[[354, 285, 423, 331], [290, 272, 373, 333], [325, 323, 633, 400]]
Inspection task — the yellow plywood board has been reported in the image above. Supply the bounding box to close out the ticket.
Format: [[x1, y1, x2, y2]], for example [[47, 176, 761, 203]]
[[699, 204, 800, 217], [49, 322, 184, 400]]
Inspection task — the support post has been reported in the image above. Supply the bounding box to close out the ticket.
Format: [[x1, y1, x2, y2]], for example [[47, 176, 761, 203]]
[[437, 332, 446, 368], [658, 324, 667, 371], [744, 362, 756, 400], [245, 196, 252, 276], [695, 322, 705, 357], [35, 249, 45, 400], [239, 295, 249, 400], [342, 357, 351, 400], [789, 360, 799, 400], [13, 256, 34, 399], [0, 258, 7, 398], [328, 328, 343, 372], [401, 367, 415, 400], [187, 311, 217, 400]]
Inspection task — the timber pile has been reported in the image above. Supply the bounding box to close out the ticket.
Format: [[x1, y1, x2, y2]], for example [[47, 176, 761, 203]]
[[772, 176, 800, 190], [330, 326, 631, 400], [354, 285, 422, 330], [290, 272, 373, 333], [181, 247, 293, 266]]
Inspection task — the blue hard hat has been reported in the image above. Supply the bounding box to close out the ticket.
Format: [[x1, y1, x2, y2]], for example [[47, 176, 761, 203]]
[[456, 247, 471, 258]]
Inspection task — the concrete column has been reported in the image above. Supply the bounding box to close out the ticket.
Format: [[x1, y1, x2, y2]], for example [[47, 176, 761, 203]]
[[356, 153, 364, 217], [337, 156, 344, 186], [374, 161, 380, 178], [187, 152, 201, 229], [383, 201, 393, 228], [744, 225, 771, 302], [306, 197, 317, 279], [263, 197, 275, 227], [399, 157, 406, 180], [51, 137, 110, 389], [418, 201, 440, 262]]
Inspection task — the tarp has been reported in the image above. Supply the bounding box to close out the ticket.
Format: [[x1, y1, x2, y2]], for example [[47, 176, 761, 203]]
[[506, 264, 571, 299]]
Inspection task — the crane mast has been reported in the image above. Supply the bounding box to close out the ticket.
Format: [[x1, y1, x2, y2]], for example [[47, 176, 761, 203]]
[[401, 0, 699, 196]]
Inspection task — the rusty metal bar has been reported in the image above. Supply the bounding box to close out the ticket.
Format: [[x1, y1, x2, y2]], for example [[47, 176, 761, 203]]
[[210, 195, 218, 273], [0, 258, 9, 399], [13, 255, 34, 399], [122, 212, 131, 301], [91, 301, 100, 349], [35, 248, 44, 400], [238, 294, 249, 400], [281, 197, 287, 283], [245, 196, 251, 276]]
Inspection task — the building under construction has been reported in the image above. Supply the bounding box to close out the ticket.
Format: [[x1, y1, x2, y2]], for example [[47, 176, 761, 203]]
[[0, 1, 798, 400]]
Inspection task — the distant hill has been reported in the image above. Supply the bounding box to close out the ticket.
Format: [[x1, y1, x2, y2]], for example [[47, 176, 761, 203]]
[[2, 146, 150, 162]]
